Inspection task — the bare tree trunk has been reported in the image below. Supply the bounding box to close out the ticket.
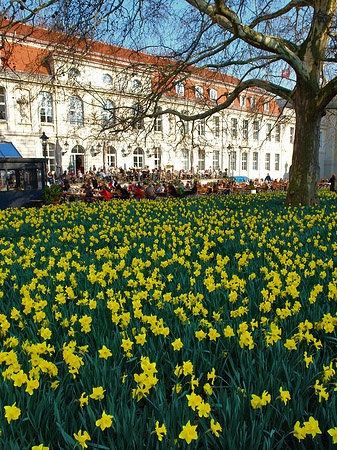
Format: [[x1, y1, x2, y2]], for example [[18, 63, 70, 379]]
[[285, 81, 322, 206]]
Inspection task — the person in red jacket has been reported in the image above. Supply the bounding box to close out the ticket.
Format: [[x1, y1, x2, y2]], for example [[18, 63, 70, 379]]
[[101, 185, 111, 201]]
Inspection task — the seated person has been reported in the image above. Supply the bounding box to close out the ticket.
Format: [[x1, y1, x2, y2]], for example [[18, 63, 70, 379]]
[[84, 184, 94, 202], [145, 183, 156, 199], [168, 182, 178, 197], [101, 185, 111, 201]]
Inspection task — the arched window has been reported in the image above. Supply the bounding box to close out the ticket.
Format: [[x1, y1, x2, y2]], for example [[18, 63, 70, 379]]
[[68, 68, 80, 79], [103, 74, 113, 85], [107, 146, 117, 168], [69, 96, 84, 125], [102, 100, 115, 129], [39, 92, 53, 123], [133, 148, 144, 168], [0, 87, 6, 120]]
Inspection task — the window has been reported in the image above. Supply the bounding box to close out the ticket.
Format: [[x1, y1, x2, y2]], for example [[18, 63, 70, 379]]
[[290, 126, 294, 144], [275, 153, 280, 171], [102, 99, 115, 129], [154, 107, 163, 132], [209, 88, 217, 101], [250, 97, 256, 108], [107, 147, 117, 168], [0, 87, 6, 120], [154, 147, 161, 169], [132, 103, 144, 130], [195, 85, 203, 99], [231, 118, 238, 138], [264, 102, 270, 112], [242, 120, 249, 140], [39, 92, 53, 123], [213, 151, 220, 170], [241, 152, 247, 171], [103, 74, 113, 85], [68, 68, 80, 79], [275, 125, 281, 142], [180, 111, 189, 134], [198, 119, 206, 136], [253, 121, 260, 140], [240, 95, 246, 107], [230, 151, 236, 173], [214, 116, 220, 138], [265, 153, 270, 171], [253, 152, 258, 170], [198, 150, 205, 171], [175, 82, 185, 96], [69, 96, 84, 125], [182, 149, 189, 170], [132, 79, 142, 90], [266, 123, 272, 141], [133, 148, 144, 168], [46, 142, 55, 172]]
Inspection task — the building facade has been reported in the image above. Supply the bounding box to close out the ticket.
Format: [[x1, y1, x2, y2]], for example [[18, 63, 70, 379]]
[[0, 23, 335, 181]]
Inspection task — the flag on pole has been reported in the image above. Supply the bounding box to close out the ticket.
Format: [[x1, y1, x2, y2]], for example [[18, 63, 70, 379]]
[[281, 68, 290, 78]]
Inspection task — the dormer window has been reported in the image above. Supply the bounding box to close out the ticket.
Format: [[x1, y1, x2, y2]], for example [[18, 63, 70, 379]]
[[250, 97, 256, 108], [195, 85, 203, 99], [209, 88, 217, 101], [175, 82, 185, 96], [240, 95, 246, 107], [264, 101, 270, 112], [68, 68, 80, 79], [132, 79, 142, 90]]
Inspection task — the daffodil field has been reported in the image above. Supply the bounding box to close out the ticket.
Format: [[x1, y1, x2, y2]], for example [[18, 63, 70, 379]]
[[2, 192, 337, 449]]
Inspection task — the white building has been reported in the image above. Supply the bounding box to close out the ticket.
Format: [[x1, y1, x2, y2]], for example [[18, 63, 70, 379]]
[[1, 22, 333, 181]]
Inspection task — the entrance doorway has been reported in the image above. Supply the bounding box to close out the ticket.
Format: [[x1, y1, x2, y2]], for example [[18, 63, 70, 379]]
[[70, 145, 85, 174]]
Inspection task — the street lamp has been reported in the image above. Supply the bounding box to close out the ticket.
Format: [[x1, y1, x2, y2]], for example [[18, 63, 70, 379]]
[[62, 141, 69, 156], [40, 132, 49, 181]]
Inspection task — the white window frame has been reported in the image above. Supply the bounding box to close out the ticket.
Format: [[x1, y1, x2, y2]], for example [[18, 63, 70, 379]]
[[198, 119, 206, 136], [0, 87, 6, 120], [242, 119, 249, 140], [265, 153, 271, 171], [182, 149, 189, 170], [231, 117, 238, 138], [250, 97, 256, 108], [241, 152, 247, 171], [133, 148, 144, 168], [39, 92, 53, 123], [275, 153, 280, 171], [253, 152, 258, 170], [275, 125, 281, 143], [214, 116, 220, 138], [102, 99, 115, 129], [69, 96, 84, 126], [213, 150, 220, 170], [240, 95, 246, 107], [103, 74, 113, 85], [154, 107, 163, 132], [266, 123, 272, 141], [253, 121, 260, 140], [198, 149, 205, 171], [195, 85, 203, 99], [175, 82, 185, 96], [264, 102, 270, 112], [154, 147, 161, 169], [107, 146, 117, 168], [209, 88, 217, 101]]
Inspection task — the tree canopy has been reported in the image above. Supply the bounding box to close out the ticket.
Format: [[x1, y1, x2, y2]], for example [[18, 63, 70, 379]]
[[1, 0, 337, 204]]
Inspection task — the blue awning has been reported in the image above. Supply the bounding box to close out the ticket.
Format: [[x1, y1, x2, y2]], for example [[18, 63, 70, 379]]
[[0, 142, 22, 158]]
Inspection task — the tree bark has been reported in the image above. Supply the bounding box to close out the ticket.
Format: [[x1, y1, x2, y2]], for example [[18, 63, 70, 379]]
[[285, 80, 323, 206]]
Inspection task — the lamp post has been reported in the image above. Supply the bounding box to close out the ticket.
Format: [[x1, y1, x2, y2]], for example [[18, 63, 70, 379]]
[[40, 132, 49, 184]]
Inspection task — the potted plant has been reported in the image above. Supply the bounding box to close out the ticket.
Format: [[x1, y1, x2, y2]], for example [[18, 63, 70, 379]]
[[42, 183, 63, 205]]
